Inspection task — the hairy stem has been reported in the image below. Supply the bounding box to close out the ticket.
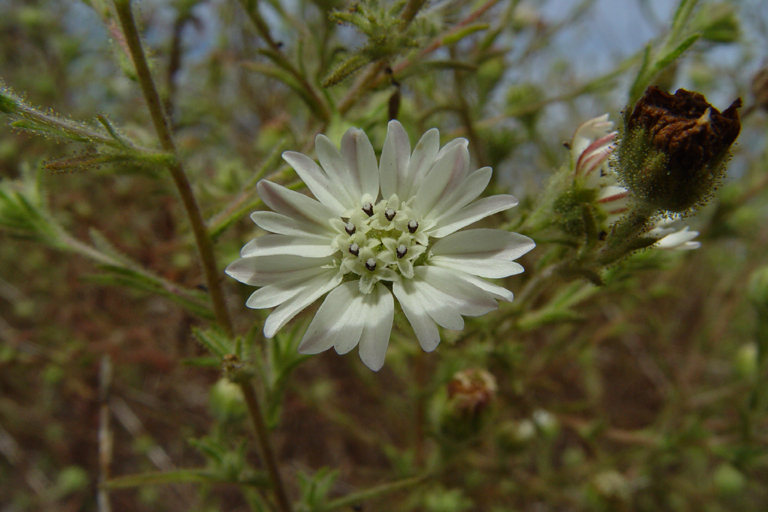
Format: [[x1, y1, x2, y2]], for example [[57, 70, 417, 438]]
[[113, 0, 233, 336], [240, 380, 294, 512]]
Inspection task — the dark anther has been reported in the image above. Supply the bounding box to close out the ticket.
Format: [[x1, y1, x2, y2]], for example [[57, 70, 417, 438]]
[[362, 202, 374, 216], [345, 222, 356, 235], [365, 258, 377, 271], [385, 208, 396, 221], [408, 220, 418, 233], [349, 243, 360, 256], [396, 244, 407, 259]]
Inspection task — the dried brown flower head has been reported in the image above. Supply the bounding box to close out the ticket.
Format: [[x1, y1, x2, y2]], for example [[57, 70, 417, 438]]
[[447, 368, 498, 417], [618, 86, 741, 214]]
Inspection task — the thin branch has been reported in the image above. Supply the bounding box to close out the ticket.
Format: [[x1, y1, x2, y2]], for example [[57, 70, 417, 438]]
[[113, 0, 234, 336], [240, 380, 294, 512]]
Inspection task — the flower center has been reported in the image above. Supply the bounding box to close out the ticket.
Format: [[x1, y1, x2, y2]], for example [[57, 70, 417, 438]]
[[330, 194, 429, 293]]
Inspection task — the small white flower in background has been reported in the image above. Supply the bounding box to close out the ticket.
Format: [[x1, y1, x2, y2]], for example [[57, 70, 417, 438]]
[[649, 216, 701, 250], [570, 114, 630, 223], [226, 121, 535, 371]]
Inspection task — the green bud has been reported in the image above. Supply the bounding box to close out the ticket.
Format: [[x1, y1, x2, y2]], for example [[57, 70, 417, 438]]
[[713, 463, 747, 496], [748, 265, 768, 306], [209, 378, 246, 422], [591, 470, 631, 502], [532, 409, 559, 438], [496, 419, 536, 452], [734, 342, 758, 381], [617, 86, 741, 214], [54, 466, 89, 497], [692, 2, 740, 44]]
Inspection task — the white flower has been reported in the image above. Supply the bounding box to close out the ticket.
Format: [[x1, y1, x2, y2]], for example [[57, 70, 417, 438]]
[[571, 115, 701, 251], [571, 114, 629, 223], [648, 216, 701, 250], [226, 121, 535, 371]]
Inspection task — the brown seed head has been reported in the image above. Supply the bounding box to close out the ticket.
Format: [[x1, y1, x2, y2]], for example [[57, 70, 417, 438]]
[[628, 86, 741, 177], [618, 86, 742, 214]]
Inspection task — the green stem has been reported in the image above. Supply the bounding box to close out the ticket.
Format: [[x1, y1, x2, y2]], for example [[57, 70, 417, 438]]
[[237, 0, 331, 122], [113, 0, 233, 336], [240, 380, 294, 512], [318, 473, 432, 512]]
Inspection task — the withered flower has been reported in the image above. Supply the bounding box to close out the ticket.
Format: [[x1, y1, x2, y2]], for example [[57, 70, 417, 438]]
[[447, 368, 498, 417], [618, 86, 741, 214], [441, 368, 498, 440]]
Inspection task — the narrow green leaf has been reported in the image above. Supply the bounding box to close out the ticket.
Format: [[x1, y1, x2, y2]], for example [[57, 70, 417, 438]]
[[317, 473, 432, 512], [441, 23, 490, 45], [103, 469, 214, 489]]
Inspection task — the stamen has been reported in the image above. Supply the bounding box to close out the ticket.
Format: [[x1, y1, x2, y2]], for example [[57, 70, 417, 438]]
[[345, 222, 356, 235], [396, 244, 407, 259], [385, 208, 396, 221], [362, 202, 374, 216], [365, 258, 377, 271], [408, 220, 418, 233], [349, 243, 360, 256]]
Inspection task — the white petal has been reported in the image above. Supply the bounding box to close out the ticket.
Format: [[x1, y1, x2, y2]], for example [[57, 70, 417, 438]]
[[430, 195, 518, 238], [246, 268, 334, 309], [430, 229, 535, 279], [571, 114, 613, 161], [316, 134, 359, 203], [282, 151, 349, 214], [429, 167, 491, 220], [452, 272, 515, 302], [240, 234, 336, 258], [379, 120, 411, 199], [416, 266, 498, 316], [357, 283, 395, 371], [431, 256, 525, 279], [431, 229, 535, 260], [263, 271, 343, 338], [257, 180, 336, 230], [655, 227, 701, 250], [413, 143, 469, 216], [226, 254, 334, 286], [298, 282, 365, 355], [402, 128, 440, 198], [393, 279, 441, 352], [250, 211, 329, 238], [435, 137, 469, 161], [411, 279, 465, 330], [341, 128, 379, 200]]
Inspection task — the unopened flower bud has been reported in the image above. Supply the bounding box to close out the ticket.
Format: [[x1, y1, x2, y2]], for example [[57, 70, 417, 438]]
[[447, 368, 497, 418], [691, 2, 740, 43], [748, 265, 768, 307], [532, 408, 560, 438], [209, 378, 246, 422], [618, 86, 741, 214], [714, 463, 747, 496], [440, 368, 497, 440], [591, 470, 631, 502], [734, 342, 758, 381]]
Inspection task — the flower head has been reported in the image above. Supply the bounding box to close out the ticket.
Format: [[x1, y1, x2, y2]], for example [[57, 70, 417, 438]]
[[618, 86, 742, 214], [570, 114, 629, 224], [227, 121, 535, 370]]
